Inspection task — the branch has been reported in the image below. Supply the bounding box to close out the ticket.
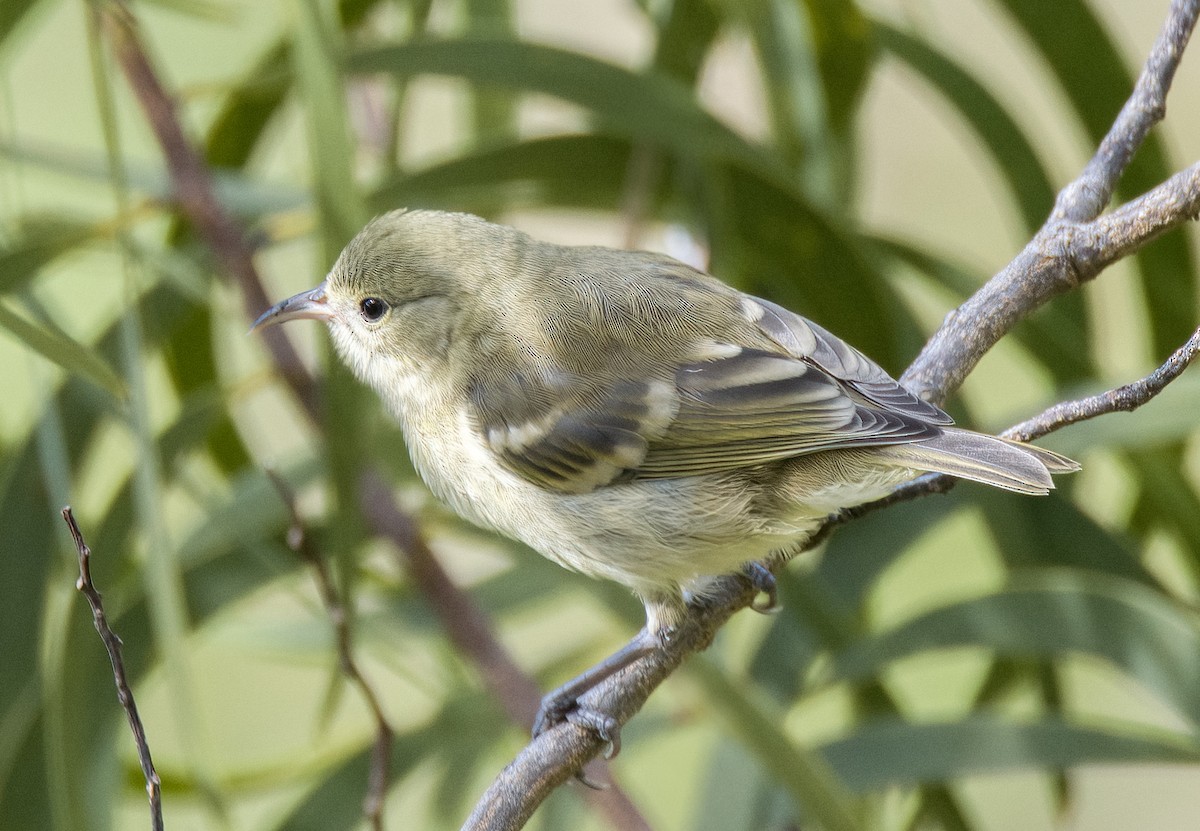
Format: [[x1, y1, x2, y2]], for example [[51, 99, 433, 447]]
[[461, 585, 747, 831], [1005, 323, 1200, 443], [62, 507, 163, 831], [359, 470, 653, 829], [97, 1, 651, 826], [92, 0, 317, 414], [467, 0, 1200, 826], [1053, 0, 1200, 223], [845, 321, 1200, 515], [901, 0, 1200, 403], [267, 473, 393, 831]]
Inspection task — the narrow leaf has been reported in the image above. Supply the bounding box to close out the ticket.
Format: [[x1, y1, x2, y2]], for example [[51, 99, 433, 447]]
[[0, 303, 124, 397]]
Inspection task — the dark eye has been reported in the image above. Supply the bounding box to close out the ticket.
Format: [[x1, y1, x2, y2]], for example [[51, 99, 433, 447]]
[[359, 297, 388, 322]]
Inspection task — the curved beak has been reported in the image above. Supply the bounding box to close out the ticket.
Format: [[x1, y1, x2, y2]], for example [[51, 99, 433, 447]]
[[251, 281, 333, 332]]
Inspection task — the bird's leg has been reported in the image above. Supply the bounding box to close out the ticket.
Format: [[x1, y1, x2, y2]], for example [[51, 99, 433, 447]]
[[743, 561, 780, 613], [532, 627, 660, 758]]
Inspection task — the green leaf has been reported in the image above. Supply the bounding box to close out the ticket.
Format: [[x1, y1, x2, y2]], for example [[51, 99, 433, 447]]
[[0, 303, 124, 397], [876, 23, 1054, 234], [979, 490, 1153, 584], [799, 0, 874, 137], [0, 0, 45, 53], [292, 0, 369, 251], [690, 740, 786, 831], [0, 216, 100, 296], [830, 570, 1200, 728], [822, 715, 1200, 791], [732, 0, 839, 197], [1, 140, 306, 218], [347, 38, 780, 178], [688, 656, 866, 831], [372, 134, 635, 213], [651, 0, 721, 84]]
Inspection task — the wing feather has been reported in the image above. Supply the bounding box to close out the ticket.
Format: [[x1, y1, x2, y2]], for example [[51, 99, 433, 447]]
[[469, 280, 951, 493]]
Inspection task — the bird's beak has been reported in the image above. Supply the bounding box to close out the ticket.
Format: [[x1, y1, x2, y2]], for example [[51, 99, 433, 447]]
[[251, 280, 333, 332]]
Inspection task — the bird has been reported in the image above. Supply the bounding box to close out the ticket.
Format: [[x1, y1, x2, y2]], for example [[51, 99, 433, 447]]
[[253, 208, 1078, 749]]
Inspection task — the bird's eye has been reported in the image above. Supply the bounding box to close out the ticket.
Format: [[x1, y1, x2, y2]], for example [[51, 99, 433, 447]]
[[359, 297, 388, 322]]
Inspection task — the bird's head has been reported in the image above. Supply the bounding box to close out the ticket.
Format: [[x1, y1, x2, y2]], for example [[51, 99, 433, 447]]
[[252, 209, 517, 399]]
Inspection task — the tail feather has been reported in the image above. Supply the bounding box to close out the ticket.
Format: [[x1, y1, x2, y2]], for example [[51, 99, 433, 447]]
[[872, 428, 1079, 496]]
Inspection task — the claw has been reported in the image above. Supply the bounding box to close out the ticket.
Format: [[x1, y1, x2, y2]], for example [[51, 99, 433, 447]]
[[574, 765, 608, 790], [531, 629, 659, 757], [568, 708, 622, 758], [743, 561, 780, 613]]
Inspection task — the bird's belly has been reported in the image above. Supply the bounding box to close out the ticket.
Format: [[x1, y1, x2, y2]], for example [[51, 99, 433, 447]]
[[399, 406, 815, 597]]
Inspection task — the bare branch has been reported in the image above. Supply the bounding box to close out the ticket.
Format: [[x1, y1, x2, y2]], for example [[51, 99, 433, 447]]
[[847, 322, 1200, 515], [1005, 324, 1200, 443], [461, 587, 744, 831], [902, 0, 1200, 403], [62, 507, 163, 831], [902, 159, 1200, 403], [267, 473, 393, 831], [1053, 0, 1200, 222]]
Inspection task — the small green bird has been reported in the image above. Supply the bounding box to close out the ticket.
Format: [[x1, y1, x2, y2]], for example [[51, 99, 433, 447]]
[[254, 209, 1077, 746]]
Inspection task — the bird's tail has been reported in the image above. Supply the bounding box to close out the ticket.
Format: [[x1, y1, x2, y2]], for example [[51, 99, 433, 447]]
[[872, 428, 1080, 495]]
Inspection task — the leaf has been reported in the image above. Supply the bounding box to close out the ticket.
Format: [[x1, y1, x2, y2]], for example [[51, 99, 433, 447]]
[[0, 141, 307, 218], [979, 490, 1154, 584], [822, 715, 1200, 792], [690, 739, 783, 831], [0, 0, 45, 53], [138, 0, 236, 23], [687, 656, 867, 831], [876, 23, 1054, 234], [830, 570, 1200, 729], [732, 0, 839, 195], [292, 0, 369, 251], [0, 303, 124, 397], [651, 0, 721, 84], [372, 133, 635, 213], [799, 0, 874, 138], [0, 215, 100, 296], [347, 38, 780, 178]]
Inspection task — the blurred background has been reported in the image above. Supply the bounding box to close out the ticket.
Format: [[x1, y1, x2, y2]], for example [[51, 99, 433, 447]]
[[3, 0, 1200, 829]]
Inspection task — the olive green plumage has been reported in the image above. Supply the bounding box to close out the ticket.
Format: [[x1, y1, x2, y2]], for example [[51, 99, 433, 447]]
[[255, 208, 1078, 632]]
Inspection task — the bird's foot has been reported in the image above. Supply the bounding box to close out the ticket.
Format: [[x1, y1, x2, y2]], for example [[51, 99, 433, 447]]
[[532, 628, 660, 759], [534, 692, 623, 758], [743, 561, 780, 613]]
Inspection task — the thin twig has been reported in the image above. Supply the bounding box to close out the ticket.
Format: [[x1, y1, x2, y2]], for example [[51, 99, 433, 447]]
[[62, 507, 163, 831], [1006, 324, 1200, 443], [267, 472, 392, 831], [839, 323, 1200, 519]]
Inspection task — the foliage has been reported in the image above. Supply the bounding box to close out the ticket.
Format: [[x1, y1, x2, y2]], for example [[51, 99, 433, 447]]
[[1, 0, 1198, 829]]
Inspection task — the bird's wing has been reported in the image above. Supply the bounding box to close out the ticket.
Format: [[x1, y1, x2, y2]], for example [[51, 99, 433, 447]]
[[744, 295, 952, 425], [468, 287, 952, 493]]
